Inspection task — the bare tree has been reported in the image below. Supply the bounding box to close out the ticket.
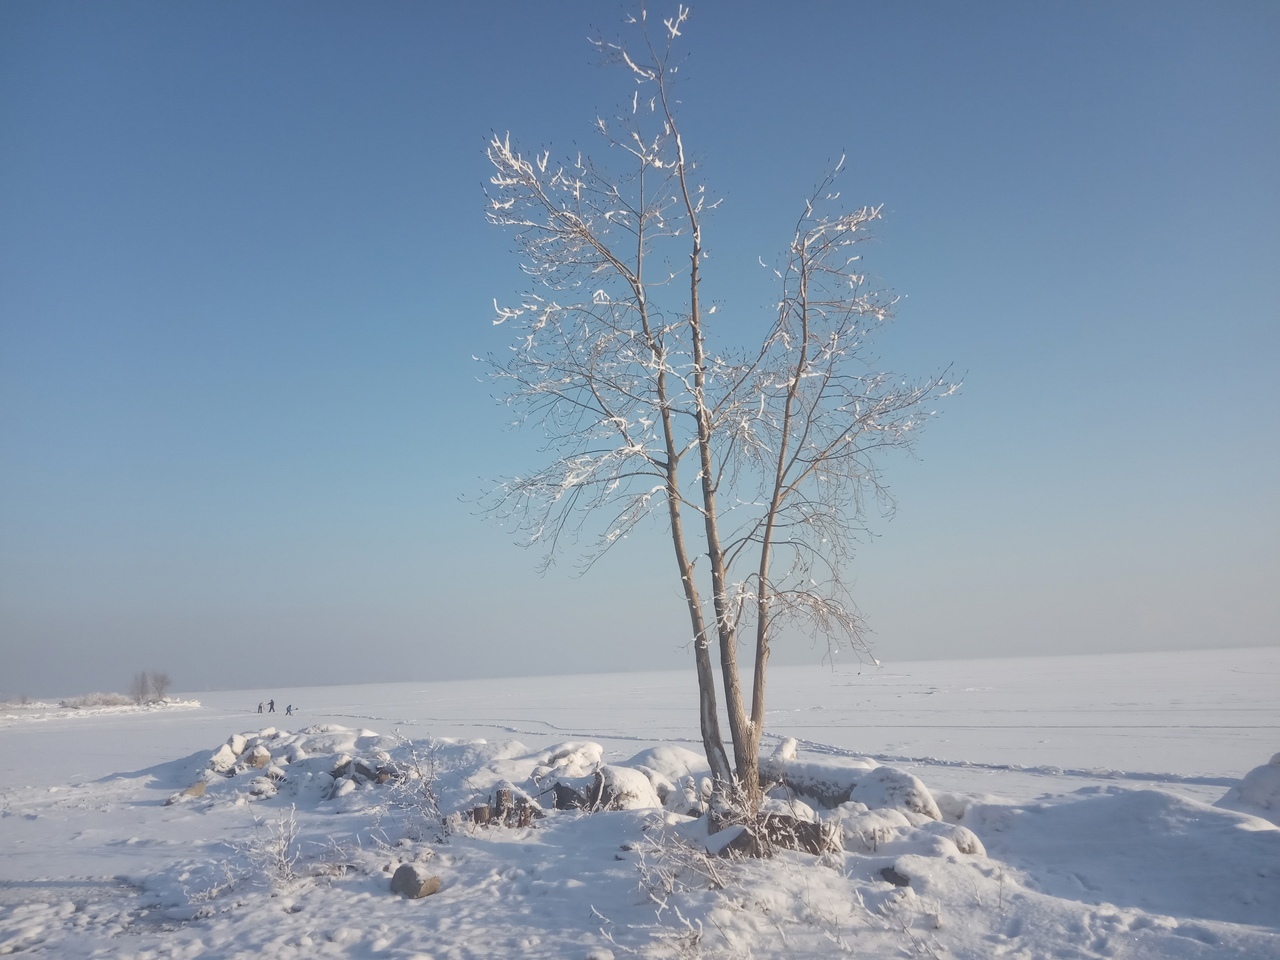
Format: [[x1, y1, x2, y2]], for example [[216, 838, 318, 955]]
[[129, 671, 151, 706], [483, 5, 956, 817], [149, 671, 172, 701]]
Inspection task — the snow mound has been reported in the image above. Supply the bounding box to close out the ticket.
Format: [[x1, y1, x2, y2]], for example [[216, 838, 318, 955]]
[[625, 744, 710, 814], [975, 786, 1280, 928], [758, 744, 879, 806], [1215, 752, 1280, 825], [0, 697, 202, 725], [848, 766, 942, 822], [528, 741, 603, 781], [595, 764, 662, 809]]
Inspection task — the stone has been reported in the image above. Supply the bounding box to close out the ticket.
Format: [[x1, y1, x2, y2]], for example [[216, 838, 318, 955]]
[[553, 782, 587, 810], [164, 780, 208, 805], [716, 813, 841, 858], [390, 864, 442, 899], [757, 753, 879, 808], [880, 865, 911, 887], [247, 745, 272, 769], [208, 744, 238, 774], [758, 813, 842, 855], [918, 820, 985, 856], [849, 767, 942, 821], [591, 766, 661, 811], [328, 777, 356, 801]]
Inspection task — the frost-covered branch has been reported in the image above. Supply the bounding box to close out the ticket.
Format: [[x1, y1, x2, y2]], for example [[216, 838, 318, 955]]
[[480, 5, 956, 811]]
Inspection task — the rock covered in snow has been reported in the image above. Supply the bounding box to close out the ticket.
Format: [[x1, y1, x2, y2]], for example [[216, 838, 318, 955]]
[[390, 863, 441, 899], [246, 745, 272, 769], [848, 766, 941, 822], [625, 745, 709, 814], [593, 765, 661, 811], [916, 819, 986, 856], [758, 747, 879, 807], [528, 742, 603, 781], [1215, 752, 1280, 825], [760, 796, 817, 822], [208, 743, 238, 774], [833, 804, 914, 852], [164, 781, 207, 805]]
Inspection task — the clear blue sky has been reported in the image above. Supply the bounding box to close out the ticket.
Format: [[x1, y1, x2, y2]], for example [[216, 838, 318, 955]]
[[2, 1, 1276, 697]]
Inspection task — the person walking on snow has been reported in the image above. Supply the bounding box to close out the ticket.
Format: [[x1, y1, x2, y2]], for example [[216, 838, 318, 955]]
[[267, 699, 275, 713], [257, 701, 264, 714], [285, 704, 293, 716]]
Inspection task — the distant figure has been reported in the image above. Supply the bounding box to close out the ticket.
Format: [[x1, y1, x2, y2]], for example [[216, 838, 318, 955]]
[[285, 704, 293, 716], [268, 699, 275, 713], [257, 701, 264, 714]]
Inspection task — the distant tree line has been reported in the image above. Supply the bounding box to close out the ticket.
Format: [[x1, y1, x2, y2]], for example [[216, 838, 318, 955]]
[[129, 670, 173, 705]]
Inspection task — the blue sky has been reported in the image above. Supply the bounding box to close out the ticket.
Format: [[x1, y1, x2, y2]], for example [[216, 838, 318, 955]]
[[2, 1, 1277, 697]]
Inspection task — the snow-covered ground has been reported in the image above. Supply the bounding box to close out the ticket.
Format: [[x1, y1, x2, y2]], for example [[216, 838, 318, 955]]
[[1, 647, 1277, 958]]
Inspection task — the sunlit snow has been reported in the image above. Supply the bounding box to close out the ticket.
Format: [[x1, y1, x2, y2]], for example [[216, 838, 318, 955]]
[[1, 647, 1276, 959]]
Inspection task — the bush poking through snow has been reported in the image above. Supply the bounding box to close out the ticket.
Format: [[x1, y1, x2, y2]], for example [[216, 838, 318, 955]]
[[382, 734, 453, 843], [634, 819, 731, 907], [250, 804, 302, 883]]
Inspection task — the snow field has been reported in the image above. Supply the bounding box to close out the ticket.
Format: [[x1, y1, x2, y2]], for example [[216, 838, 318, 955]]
[[1, 647, 1277, 958]]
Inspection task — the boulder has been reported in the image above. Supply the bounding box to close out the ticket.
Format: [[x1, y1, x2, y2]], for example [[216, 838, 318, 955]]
[[227, 734, 248, 756], [164, 781, 208, 805], [758, 751, 879, 807], [1215, 753, 1280, 826], [880, 865, 911, 887], [591, 766, 661, 811], [848, 767, 941, 821], [917, 820, 985, 856], [759, 812, 842, 855], [390, 864, 442, 899], [330, 755, 353, 779], [328, 777, 357, 801], [247, 745, 272, 769], [717, 813, 842, 858], [208, 744, 238, 774], [552, 782, 588, 810]]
